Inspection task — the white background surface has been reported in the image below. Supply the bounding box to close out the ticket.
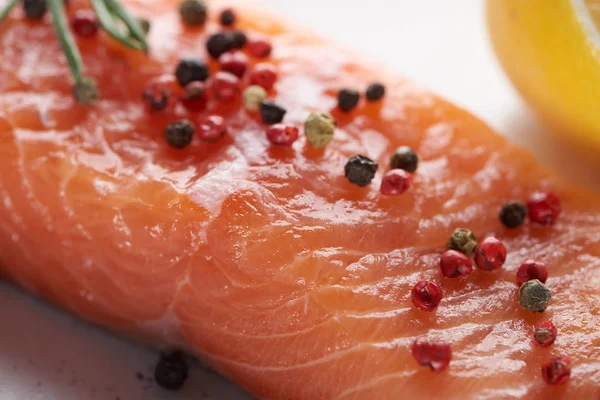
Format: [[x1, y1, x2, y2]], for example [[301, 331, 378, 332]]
[[1, 1, 599, 399]]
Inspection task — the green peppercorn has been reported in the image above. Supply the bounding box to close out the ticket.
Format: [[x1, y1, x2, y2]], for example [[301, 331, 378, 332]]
[[179, 0, 207, 27], [164, 120, 194, 148], [390, 146, 419, 173], [447, 228, 477, 256], [305, 111, 336, 147], [243, 85, 267, 112], [73, 78, 99, 105], [344, 155, 378, 187], [499, 201, 528, 228], [519, 279, 551, 312]]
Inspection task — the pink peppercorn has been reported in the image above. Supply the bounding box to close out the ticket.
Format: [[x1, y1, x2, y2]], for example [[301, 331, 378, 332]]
[[208, 71, 240, 102], [533, 320, 558, 347], [527, 191, 561, 226], [411, 280, 443, 312], [266, 124, 299, 146], [411, 340, 452, 373], [197, 115, 227, 142], [541, 357, 571, 385], [380, 169, 413, 196], [248, 37, 272, 58], [219, 51, 249, 78], [142, 75, 180, 112], [473, 237, 506, 271], [516, 259, 548, 286], [71, 10, 99, 38], [181, 81, 207, 111], [440, 250, 473, 278], [249, 63, 278, 91]]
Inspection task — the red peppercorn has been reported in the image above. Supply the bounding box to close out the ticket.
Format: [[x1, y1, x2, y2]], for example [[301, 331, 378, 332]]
[[440, 250, 473, 278], [208, 71, 240, 102], [516, 259, 548, 286], [541, 357, 571, 385], [473, 237, 506, 271], [71, 10, 99, 38], [197, 115, 227, 142], [411, 340, 452, 373], [533, 320, 558, 347], [380, 169, 413, 196], [218, 51, 248, 78], [142, 75, 180, 112], [249, 63, 278, 91], [181, 81, 207, 111], [527, 191, 561, 225], [266, 124, 298, 146], [411, 280, 443, 312], [248, 37, 272, 58]]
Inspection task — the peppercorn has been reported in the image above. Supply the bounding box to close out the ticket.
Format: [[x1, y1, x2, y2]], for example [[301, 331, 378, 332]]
[[533, 320, 557, 347], [337, 89, 360, 112], [260, 101, 287, 125], [154, 351, 188, 391], [23, 0, 46, 20], [71, 10, 99, 38], [447, 228, 477, 256], [519, 279, 551, 312], [73, 78, 99, 105], [266, 124, 299, 146], [411, 280, 443, 312], [527, 191, 561, 226], [220, 8, 236, 26], [164, 120, 194, 148], [366, 82, 385, 101], [516, 259, 548, 286], [439, 249, 473, 278], [499, 200, 528, 228], [142, 86, 169, 110], [181, 81, 206, 111], [344, 155, 378, 187], [411, 340, 452, 373], [541, 357, 571, 385], [305, 111, 336, 147], [473, 236, 506, 271], [208, 71, 240, 102], [219, 51, 248, 78], [206, 32, 234, 59], [249, 63, 278, 91], [231, 31, 248, 49], [243, 85, 267, 112], [390, 146, 419, 173], [380, 169, 413, 196], [179, 0, 207, 27], [197, 115, 227, 142], [175, 58, 209, 87], [137, 17, 151, 34]]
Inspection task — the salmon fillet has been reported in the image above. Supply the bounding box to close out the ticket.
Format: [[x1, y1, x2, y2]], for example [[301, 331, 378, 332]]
[[0, 1, 599, 399]]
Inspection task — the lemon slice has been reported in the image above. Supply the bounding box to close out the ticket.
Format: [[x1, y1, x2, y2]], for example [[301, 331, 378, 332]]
[[487, 0, 600, 151]]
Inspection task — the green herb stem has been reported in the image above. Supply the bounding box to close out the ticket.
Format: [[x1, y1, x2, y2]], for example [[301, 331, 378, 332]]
[[90, 0, 146, 52], [0, 0, 18, 23], [47, 0, 83, 83], [104, 0, 148, 52]]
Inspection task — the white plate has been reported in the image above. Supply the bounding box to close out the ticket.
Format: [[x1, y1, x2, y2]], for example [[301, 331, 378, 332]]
[[2, 0, 598, 399]]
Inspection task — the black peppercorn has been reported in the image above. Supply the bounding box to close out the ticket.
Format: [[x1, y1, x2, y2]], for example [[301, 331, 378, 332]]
[[231, 31, 248, 49], [154, 351, 188, 391], [164, 120, 194, 148], [179, 0, 207, 27], [499, 200, 528, 228], [23, 0, 46, 20], [337, 89, 360, 112], [220, 8, 236, 26], [259, 101, 287, 125], [142, 87, 169, 110], [390, 146, 419, 172], [344, 155, 378, 187], [366, 82, 386, 102], [175, 58, 209, 87], [206, 32, 234, 59]]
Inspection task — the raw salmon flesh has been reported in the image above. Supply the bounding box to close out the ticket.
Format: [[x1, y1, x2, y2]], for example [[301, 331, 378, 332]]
[[0, 0, 599, 399]]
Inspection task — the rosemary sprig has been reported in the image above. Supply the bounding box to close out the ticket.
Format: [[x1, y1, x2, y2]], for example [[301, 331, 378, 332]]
[[104, 0, 148, 52], [0, 0, 18, 23], [48, 0, 83, 82], [90, 0, 146, 52]]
